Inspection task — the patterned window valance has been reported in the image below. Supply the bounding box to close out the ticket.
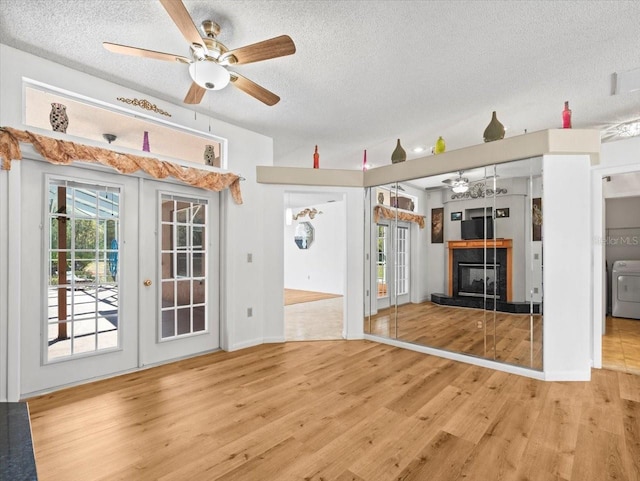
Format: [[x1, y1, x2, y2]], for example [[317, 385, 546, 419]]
[[0, 127, 243, 204], [374, 205, 425, 228]]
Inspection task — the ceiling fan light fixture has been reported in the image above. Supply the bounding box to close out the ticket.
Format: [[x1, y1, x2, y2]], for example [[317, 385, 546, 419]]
[[618, 120, 640, 137], [189, 61, 231, 90], [190, 43, 207, 61], [452, 184, 469, 194]]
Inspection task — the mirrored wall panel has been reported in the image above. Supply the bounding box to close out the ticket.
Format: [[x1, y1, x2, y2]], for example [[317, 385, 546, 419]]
[[364, 157, 543, 370]]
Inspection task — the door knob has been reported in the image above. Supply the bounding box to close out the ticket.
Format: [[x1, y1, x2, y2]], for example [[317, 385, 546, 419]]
[[143, 279, 152, 287]]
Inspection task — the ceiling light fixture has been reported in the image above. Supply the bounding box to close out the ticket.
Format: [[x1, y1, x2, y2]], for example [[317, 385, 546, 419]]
[[452, 184, 469, 194], [618, 120, 640, 137], [412, 146, 425, 153], [442, 170, 470, 193], [188, 61, 231, 90]]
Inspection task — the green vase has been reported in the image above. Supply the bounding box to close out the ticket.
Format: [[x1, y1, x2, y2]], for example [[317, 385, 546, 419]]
[[391, 139, 406, 164], [483, 111, 505, 143], [434, 136, 446, 154]]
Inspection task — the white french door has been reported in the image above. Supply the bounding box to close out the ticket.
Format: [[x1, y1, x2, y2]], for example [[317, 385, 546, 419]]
[[18, 159, 219, 396], [138, 180, 219, 366], [376, 221, 410, 311]]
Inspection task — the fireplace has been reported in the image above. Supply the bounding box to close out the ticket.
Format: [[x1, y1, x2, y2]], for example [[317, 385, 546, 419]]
[[458, 263, 500, 299], [432, 239, 540, 314], [447, 239, 512, 302]]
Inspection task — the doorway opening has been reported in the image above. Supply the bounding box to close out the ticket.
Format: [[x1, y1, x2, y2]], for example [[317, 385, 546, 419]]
[[601, 172, 640, 375], [283, 192, 346, 341]]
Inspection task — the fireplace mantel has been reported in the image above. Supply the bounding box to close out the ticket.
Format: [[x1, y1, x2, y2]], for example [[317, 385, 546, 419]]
[[448, 239, 513, 301], [448, 239, 513, 250]]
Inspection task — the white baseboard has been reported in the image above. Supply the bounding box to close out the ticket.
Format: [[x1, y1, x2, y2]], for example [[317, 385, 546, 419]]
[[264, 336, 285, 344], [21, 347, 222, 399], [364, 334, 546, 381], [228, 338, 263, 351], [544, 370, 591, 381], [345, 333, 365, 340]]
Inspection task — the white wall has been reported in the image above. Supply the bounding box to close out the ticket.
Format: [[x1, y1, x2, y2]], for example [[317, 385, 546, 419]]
[[425, 190, 447, 297], [600, 136, 640, 169], [284, 200, 346, 295], [0, 168, 8, 401], [406, 186, 430, 304], [543, 154, 592, 380], [0, 43, 275, 398], [527, 176, 543, 304], [606, 197, 640, 262]]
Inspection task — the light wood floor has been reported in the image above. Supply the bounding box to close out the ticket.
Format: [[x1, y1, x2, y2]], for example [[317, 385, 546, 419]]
[[368, 302, 542, 370], [284, 289, 342, 306], [603, 316, 640, 374], [27, 341, 640, 481], [285, 297, 343, 341]]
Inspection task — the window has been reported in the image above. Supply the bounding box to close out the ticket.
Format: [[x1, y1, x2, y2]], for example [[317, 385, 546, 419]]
[[160, 195, 208, 339], [46, 179, 120, 361], [396, 226, 409, 295]]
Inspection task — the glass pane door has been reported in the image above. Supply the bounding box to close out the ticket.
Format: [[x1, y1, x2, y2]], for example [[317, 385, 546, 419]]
[[160, 196, 208, 339], [396, 225, 410, 298], [46, 180, 120, 361], [20, 160, 139, 396], [377, 224, 389, 301]]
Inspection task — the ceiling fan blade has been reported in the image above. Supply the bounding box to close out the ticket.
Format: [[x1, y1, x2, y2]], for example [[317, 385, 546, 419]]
[[230, 73, 280, 106], [222, 35, 296, 65], [159, 0, 206, 51], [184, 82, 206, 104], [103, 42, 190, 63]]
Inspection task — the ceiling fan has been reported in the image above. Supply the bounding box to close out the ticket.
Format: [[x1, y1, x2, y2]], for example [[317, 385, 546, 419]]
[[103, 0, 296, 106], [442, 171, 470, 193]]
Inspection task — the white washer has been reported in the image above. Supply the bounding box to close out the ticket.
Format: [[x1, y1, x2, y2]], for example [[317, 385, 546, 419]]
[[612, 260, 640, 320]]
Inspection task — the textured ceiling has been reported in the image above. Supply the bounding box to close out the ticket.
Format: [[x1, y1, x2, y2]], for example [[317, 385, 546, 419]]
[[1, 0, 640, 170]]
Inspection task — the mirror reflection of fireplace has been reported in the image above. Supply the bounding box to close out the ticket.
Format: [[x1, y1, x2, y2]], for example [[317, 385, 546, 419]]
[[458, 263, 500, 299]]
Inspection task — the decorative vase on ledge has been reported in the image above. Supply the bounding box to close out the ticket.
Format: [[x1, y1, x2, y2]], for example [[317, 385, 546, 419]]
[[142, 131, 150, 152], [204, 145, 215, 166], [49, 103, 69, 133], [391, 139, 406, 163], [483, 111, 505, 143]]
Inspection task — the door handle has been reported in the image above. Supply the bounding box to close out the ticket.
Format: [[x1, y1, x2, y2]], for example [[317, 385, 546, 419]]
[[143, 279, 152, 287]]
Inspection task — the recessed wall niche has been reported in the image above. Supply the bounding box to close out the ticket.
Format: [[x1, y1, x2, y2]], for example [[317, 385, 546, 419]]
[[24, 83, 225, 168]]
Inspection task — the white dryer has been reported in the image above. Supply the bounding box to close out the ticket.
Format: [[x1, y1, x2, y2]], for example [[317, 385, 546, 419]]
[[612, 260, 640, 320]]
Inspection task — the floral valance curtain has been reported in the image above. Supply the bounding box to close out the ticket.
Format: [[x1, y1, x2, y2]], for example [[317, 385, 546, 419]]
[[373, 205, 425, 228], [0, 127, 243, 204]]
